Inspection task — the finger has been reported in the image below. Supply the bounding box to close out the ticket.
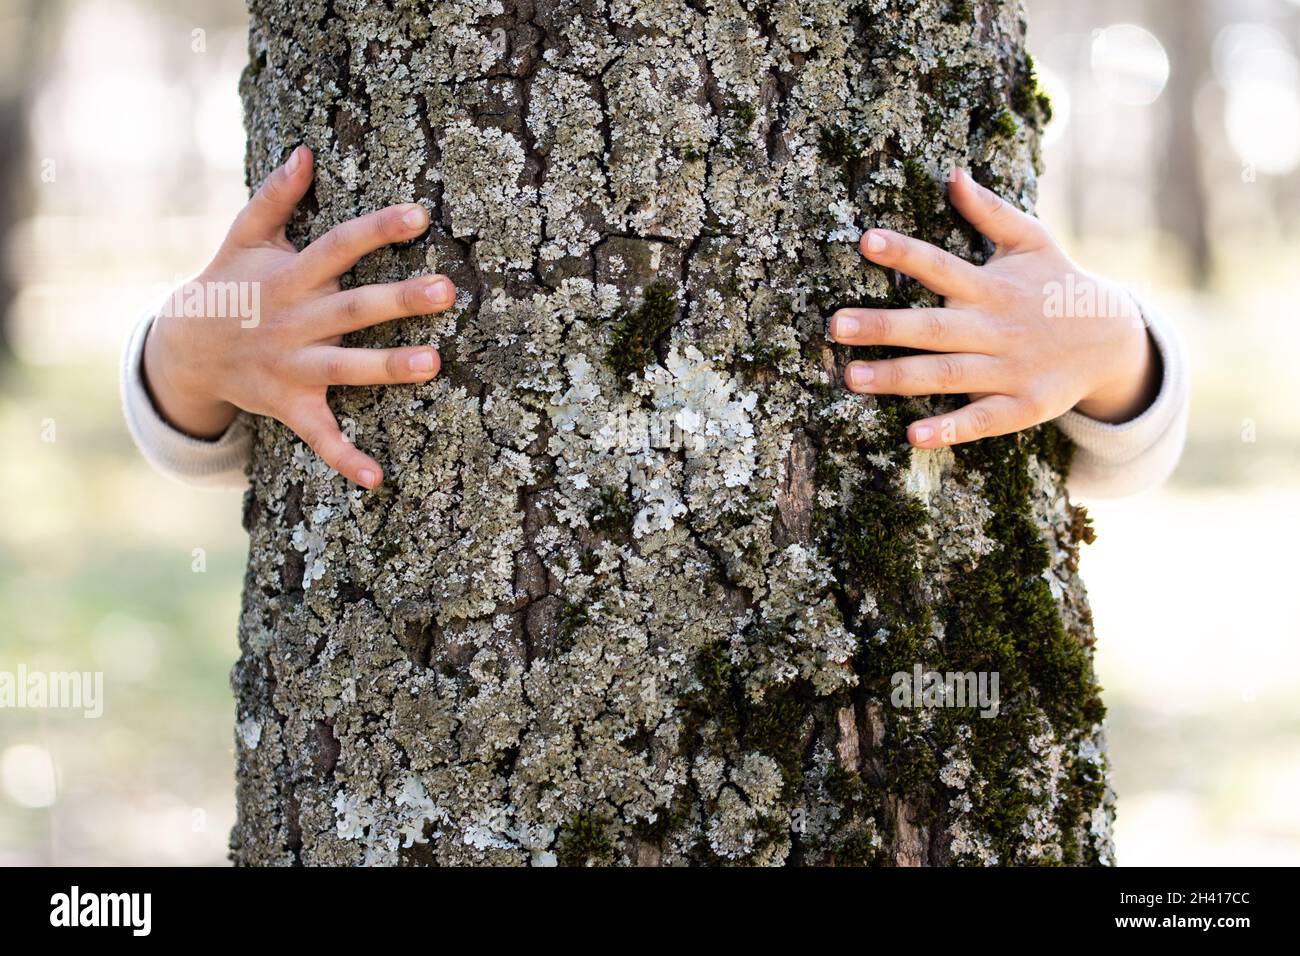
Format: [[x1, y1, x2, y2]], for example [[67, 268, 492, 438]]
[[295, 203, 430, 286], [229, 145, 314, 245], [845, 353, 1001, 396], [320, 275, 457, 336], [907, 395, 1033, 448], [860, 229, 986, 301], [301, 344, 441, 386], [286, 400, 383, 489], [829, 307, 989, 352], [947, 167, 1049, 252]]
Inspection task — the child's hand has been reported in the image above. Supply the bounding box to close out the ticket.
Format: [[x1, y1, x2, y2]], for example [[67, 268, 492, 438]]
[[829, 167, 1160, 448], [142, 145, 457, 489]]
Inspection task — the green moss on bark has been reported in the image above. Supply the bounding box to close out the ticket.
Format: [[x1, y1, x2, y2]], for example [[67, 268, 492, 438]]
[[605, 280, 679, 382]]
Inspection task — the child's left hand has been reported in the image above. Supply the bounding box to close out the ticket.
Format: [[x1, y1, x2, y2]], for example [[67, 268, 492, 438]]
[[829, 168, 1161, 448]]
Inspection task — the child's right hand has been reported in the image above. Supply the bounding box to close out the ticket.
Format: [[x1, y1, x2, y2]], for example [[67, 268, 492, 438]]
[[142, 145, 456, 490]]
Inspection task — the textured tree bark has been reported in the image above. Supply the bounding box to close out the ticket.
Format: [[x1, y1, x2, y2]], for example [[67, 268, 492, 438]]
[[231, 0, 1113, 866]]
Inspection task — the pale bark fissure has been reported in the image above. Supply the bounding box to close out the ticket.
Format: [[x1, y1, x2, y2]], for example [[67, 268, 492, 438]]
[[230, 0, 1112, 866]]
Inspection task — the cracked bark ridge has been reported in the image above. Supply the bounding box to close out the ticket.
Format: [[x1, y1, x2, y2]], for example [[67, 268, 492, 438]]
[[231, 0, 1114, 867]]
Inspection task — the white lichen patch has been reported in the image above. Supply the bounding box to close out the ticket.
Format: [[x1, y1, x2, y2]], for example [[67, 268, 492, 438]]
[[547, 344, 759, 539], [236, 716, 262, 751]]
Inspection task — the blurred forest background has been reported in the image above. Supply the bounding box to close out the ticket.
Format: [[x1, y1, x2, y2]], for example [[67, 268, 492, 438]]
[[1, 0, 1297, 865]]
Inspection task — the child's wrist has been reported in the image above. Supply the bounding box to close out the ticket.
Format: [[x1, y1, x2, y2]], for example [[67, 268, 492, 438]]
[[142, 317, 238, 439], [1074, 322, 1161, 424]]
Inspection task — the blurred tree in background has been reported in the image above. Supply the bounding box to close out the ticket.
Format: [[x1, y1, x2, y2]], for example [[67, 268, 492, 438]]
[[0, 0, 44, 360]]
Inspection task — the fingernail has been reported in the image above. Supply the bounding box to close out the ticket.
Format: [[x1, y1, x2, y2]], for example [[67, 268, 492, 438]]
[[948, 166, 961, 183], [358, 468, 378, 489], [408, 350, 435, 372], [913, 425, 934, 443], [833, 313, 860, 339], [402, 205, 428, 230], [424, 276, 452, 305], [286, 146, 302, 175], [865, 231, 887, 255], [848, 363, 874, 388]]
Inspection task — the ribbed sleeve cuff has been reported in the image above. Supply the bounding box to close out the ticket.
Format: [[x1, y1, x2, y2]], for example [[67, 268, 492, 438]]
[[119, 312, 251, 489], [1055, 301, 1190, 499]]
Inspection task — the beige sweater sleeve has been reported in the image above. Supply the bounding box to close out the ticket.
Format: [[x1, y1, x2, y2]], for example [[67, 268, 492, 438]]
[[1055, 303, 1189, 499], [120, 312, 252, 490], [122, 303, 1189, 497]]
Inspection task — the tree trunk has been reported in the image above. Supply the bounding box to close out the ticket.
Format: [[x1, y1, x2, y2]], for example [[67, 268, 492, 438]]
[[231, 0, 1112, 866], [1154, 0, 1212, 284]]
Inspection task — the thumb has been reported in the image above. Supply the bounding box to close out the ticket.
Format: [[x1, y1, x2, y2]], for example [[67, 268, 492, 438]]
[[228, 145, 314, 246], [285, 399, 384, 490], [948, 167, 1048, 252]]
